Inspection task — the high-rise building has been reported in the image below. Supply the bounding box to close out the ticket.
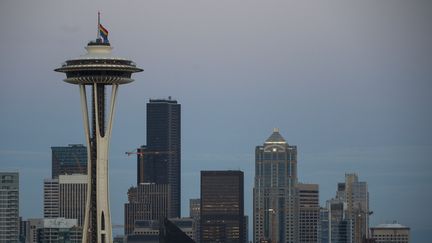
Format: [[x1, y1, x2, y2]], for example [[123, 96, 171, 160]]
[[189, 199, 200, 242], [320, 208, 330, 243], [0, 172, 19, 242], [58, 174, 87, 226], [338, 174, 369, 243], [138, 98, 181, 218], [189, 199, 200, 219], [370, 223, 410, 243], [253, 129, 298, 243], [326, 199, 351, 243], [55, 18, 143, 243], [200, 170, 244, 243], [297, 183, 320, 243], [124, 184, 170, 235], [44, 178, 59, 218], [51, 144, 87, 178], [44, 175, 87, 227]]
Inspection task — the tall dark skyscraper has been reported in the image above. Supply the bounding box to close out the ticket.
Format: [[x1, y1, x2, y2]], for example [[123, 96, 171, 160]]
[[51, 144, 87, 178], [200, 171, 245, 243], [137, 98, 181, 218]]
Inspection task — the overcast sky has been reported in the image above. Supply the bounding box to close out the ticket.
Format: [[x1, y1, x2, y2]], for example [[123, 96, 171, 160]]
[[1, 0, 431, 241]]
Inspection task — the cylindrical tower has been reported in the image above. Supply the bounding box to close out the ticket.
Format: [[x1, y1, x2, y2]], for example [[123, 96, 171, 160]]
[[55, 36, 142, 243]]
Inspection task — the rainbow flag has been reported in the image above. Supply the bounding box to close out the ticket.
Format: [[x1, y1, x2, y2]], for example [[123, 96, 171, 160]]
[[99, 24, 109, 43]]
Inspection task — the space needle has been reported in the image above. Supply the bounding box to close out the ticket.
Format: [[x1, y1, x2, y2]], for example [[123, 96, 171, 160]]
[[55, 14, 143, 243]]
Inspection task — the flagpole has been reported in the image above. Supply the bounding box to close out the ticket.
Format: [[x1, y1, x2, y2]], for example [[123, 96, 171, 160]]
[[97, 11, 100, 40]]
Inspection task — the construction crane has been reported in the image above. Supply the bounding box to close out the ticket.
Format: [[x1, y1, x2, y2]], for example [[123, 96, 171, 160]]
[[125, 148, 174, 157]]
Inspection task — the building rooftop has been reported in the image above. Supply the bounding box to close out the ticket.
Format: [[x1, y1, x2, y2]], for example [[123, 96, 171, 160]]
[[372, 223, 410, 229], [264, 128, 287, 144]]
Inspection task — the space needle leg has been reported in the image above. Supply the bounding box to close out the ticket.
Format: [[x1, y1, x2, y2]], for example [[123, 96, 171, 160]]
[[79, 84, 91, 243], [93, 83, 114, 243]]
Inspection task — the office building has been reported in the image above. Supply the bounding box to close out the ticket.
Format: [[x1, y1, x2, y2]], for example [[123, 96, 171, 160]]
[[253, 129, 298, 243], [138, 98, 181, 218], [43, 178, 59, 218], [37, 218, 82, 243], [200, 170, 244, 243], [43, 175, 87, 226], [370, 223, 410, 243], [124, 184, 170, 235], [51, 144, 87, 178], [0, 172, 19, 242], [338, 174, 369, 243], [58, 174, 87, 226], [297, 183, 320, 243], [19, 217, 27, 243], [189, 199, 200, 242], [320, 208, 329, 243], [189, 199, 200, 219], [26, 218, 44, 243], [326, 199, 351, 243]]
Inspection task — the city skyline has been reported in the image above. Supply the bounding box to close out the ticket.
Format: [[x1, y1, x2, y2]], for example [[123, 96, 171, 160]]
[[1, 1, 431, 242]]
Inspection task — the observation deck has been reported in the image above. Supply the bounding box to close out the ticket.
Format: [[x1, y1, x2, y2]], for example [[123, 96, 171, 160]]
[[55, 41, 143, 85]]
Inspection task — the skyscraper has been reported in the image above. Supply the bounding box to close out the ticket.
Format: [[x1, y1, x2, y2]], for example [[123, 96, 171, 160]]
[[51, 144, 87, 178], [44, 175, 88, 226], [137, 98, 181, 218], [189, 199, 201, 242], [124, 183, 170, 235], [253, 129, 298, 243], [0, 172, 19, 242], [338, 173, 369, 243], [200, 170, 244, 243], [44, 178, 60, 218], [59, 174, 87, 226], [326, 198, 351, 243], [55, 17, 143, 243], [297, 183, 320, 243]]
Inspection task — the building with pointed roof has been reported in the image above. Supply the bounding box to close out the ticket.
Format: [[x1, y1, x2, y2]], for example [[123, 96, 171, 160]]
[[253, 129, 299, 243]]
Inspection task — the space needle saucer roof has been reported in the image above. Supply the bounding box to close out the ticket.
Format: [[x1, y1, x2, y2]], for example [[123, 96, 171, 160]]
[[55, 39, 143, 85]]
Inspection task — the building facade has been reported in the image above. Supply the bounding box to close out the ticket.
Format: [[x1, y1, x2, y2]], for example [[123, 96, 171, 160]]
[[37, 219, 82, 243], [43, 178, 59, 218], [200, 171, 244, 243], [51, 144, 87, 178], [124, 184, 170, 235], [137, 98, 181, 218], [43, 175, 87, 227], [253, 129, 298, 243], [326, 199, 352, 243], [0, 172, 19, 242], [189, 199, 200, 242], [338, 174, 369, 243], [297, 183, 320, 243], [370, 223, 410, 243], [58, 174, 87, 226]]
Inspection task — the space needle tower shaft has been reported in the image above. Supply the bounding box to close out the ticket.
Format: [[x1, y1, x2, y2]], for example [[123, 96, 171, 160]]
[[55, 16, 143, 243]]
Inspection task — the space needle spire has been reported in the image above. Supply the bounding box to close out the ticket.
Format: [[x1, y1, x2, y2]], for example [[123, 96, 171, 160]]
[[55, 15, 143, 243]]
